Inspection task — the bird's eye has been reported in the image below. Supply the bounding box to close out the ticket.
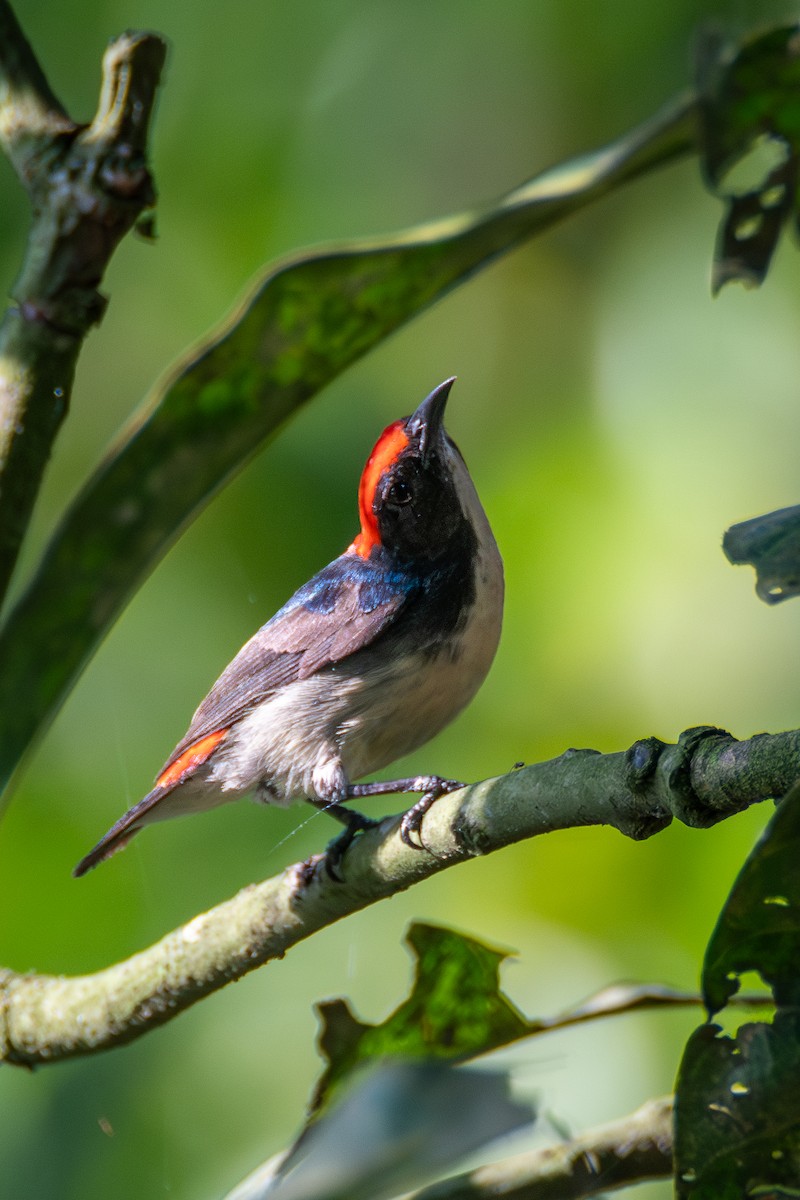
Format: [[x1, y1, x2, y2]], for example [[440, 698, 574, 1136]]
[[387, 478, 413, 506]]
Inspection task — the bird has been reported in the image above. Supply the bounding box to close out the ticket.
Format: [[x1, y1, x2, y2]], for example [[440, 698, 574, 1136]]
[[73, 378, 504, 878]]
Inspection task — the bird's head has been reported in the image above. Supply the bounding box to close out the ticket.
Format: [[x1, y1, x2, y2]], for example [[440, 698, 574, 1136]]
[[349, 378, 481, 563]]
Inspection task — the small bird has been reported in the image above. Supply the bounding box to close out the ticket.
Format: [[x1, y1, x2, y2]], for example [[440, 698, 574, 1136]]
[[74, 378, 504, 878]]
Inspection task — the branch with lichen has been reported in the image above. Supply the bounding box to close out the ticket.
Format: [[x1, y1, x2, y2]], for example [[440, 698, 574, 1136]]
[[0, 724, 794, 1069], [0, 1, 165, 602]]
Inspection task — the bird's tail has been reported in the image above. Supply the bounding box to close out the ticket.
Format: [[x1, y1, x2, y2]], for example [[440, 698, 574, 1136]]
[[72, 787, 166, 877]]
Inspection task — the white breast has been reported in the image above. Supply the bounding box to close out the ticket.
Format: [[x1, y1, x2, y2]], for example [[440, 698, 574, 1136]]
[[339, 455, 504, 780], [211, 443, 503, 807]]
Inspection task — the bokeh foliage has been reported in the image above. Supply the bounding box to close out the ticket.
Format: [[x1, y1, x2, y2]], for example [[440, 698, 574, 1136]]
[[3, 3, 800, 1199]]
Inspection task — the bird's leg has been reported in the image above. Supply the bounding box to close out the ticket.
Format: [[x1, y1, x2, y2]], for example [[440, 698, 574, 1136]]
[[346, 775, 465, 849], [307, 797, 380, 880]]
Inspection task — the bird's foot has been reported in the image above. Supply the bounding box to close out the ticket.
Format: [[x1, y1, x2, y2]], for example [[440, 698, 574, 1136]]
[[321, 808, 381, 881], [346, 774, 465, 850], [397, 776, 464, 850]]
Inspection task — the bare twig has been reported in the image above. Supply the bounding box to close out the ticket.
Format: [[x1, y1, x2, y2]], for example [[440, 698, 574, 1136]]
[[0, 724, 791, 1068], [407, 1096, 674, 1200]]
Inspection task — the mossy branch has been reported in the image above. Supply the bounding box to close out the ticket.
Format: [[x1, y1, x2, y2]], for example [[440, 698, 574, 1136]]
[[0, 2, 165, 604], [0, 724, 794, 1069]]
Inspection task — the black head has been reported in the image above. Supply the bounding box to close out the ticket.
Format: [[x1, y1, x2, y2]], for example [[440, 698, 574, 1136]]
[[350, 378, 471, 563]]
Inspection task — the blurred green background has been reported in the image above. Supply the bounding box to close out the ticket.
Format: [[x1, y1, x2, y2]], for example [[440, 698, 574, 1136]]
[[2, 2, 799, 1197]]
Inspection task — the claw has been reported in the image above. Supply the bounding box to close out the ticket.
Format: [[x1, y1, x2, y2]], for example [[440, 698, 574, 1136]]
[[399, 795, 433, 848], [323, 813, 380, 881], [399, 778, 463, 850]]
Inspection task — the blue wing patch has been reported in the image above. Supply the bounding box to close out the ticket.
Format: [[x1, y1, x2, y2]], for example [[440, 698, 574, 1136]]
[[158, 549, 418, 775]]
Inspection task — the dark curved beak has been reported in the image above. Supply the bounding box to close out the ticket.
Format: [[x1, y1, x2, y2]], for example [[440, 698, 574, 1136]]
[[406, 377, 455, 463]]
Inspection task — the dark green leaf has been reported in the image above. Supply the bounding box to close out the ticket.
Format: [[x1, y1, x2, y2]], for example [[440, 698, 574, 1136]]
[[674, 1014, 800, 1200], [703, 781, 800, 1014], [723, 504, 800, 604], [711, 154, 795, 292], [675, 783, 800, 1197], [697, 24, 800, 291], [0, 95, 696, 808]]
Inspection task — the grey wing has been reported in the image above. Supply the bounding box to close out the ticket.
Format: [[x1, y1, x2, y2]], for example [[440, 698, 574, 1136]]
[[158, 569, 409, 775]]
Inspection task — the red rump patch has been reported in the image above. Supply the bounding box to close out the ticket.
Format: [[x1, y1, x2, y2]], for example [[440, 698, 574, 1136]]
[[156, 728, 228, 790], [348, 419, 409, 558]]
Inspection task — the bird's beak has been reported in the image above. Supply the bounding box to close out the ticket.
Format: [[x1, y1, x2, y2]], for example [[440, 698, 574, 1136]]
[[406, 377, 455, 463]]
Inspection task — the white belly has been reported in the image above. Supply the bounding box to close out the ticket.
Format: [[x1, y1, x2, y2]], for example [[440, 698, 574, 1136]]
[[209, 522, 503, 807]]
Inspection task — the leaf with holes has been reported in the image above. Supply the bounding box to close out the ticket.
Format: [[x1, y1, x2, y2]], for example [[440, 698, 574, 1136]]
[[674, 1015, 800, 1199], [674, 783, 800, 1197], [702, 780, 800, 1015], [697, 24, 800, 292], [311, 923, 529, 1111]]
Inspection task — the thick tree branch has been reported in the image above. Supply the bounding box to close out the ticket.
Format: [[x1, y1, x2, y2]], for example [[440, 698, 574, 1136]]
[[408, 1096, 673, 1200], [0, 2, 166, 604], [0, 725, 793, 1069]]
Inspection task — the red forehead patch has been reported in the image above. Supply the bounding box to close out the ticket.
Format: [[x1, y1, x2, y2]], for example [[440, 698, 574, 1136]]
[[348, 419, 409, 558]]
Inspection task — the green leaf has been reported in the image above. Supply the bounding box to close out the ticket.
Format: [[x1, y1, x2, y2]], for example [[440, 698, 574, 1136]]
[[674, 1015, 800, 1200], [723, 504, 800, 604], [312, 923, 529, 1110], [702, 781, 800, 1015], [311, 921, 712, 1113], [698, 24, 800, 292], [228, 922, 712, 1199], [674, 784, 800, 1197], [0, 95, 695, 808]]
